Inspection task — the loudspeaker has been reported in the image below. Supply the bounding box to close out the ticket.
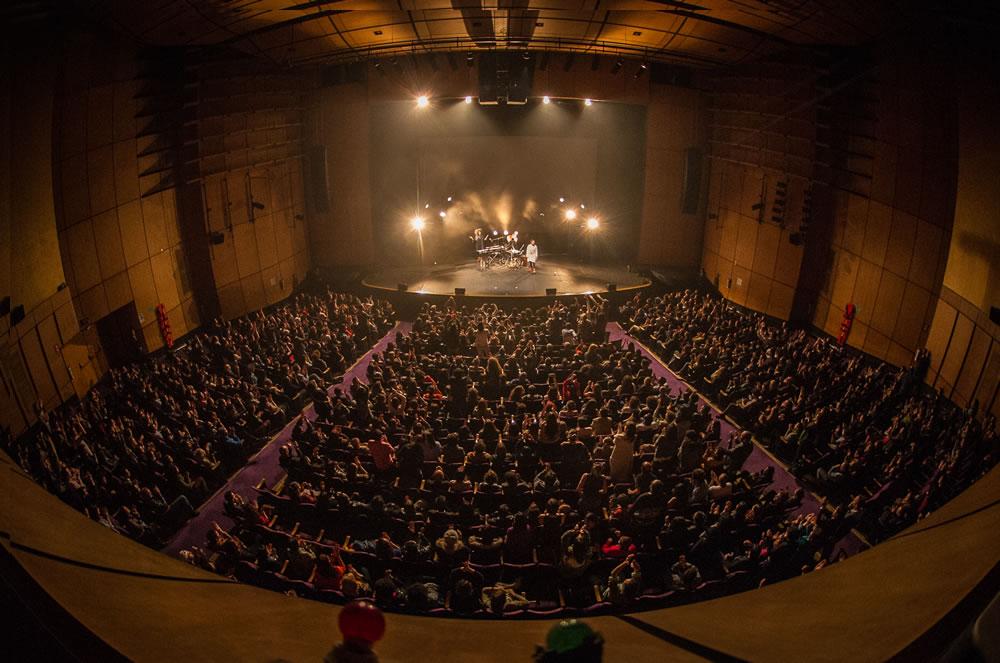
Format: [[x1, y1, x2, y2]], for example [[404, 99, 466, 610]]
[[990, 306, 1000, 325], [508, 55, 533, 105], [606, 283, 617, 292], [545, 288, 557, 296], [306, 145, 330, 214], [478, 52, 533, 105], [0, 296, 9, 317], [209, 231, 225, 245], [455, 287, 466, 296], [682, 148, 703, 214], [10, 304, 25, 326], [397, 283, 408, 292], [478, 52, 499, 104]]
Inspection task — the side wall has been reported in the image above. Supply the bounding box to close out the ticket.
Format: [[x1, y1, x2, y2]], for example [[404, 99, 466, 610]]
[[636, 84, 705, 268], [923, 43, 1000, 418], [810, 43, 957, 367], [700, 59, 814, 319], [0, 32, 85, 434], [195, 59, 311, 320], [53, 34, 200, 361]]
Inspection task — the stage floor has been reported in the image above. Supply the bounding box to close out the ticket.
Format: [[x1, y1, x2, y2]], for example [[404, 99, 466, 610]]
[[363, 257, 650, 297]]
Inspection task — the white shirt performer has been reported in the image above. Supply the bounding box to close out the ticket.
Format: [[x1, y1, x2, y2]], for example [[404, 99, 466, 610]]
[[525, 239, 538, 273]]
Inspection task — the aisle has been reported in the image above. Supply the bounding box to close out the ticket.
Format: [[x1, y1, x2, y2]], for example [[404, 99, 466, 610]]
[[607, 322, 866, 556], [162, 322, 411, 556]]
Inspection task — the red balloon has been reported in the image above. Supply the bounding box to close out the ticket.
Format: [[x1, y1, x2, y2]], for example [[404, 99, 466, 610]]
[[338, 600, 386, 645]]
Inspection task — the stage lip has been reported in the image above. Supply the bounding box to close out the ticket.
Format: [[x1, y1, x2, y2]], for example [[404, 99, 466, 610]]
[[360, 257, 652, 298]]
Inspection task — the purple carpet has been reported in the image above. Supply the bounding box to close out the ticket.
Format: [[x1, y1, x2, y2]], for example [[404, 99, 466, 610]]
[[162, 322, 411, 556], [607, 323, 865, 556]]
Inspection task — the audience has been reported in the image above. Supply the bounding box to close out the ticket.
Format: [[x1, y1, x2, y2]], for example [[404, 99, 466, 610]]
[[2, 290, 393, 546], [6, 285, 994, 619], [623, 289, 997, 542], [200, 297, 854, 615]]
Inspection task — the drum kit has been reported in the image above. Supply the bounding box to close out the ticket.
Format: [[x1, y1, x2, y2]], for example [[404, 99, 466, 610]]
[[477, 231, 524, 270]]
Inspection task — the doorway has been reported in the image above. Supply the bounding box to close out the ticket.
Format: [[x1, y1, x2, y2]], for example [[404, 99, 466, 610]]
[[95, 303, 147, 369]]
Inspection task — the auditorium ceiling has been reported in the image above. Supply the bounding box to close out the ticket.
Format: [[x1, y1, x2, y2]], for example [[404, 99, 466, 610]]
[[66, 0, 900, 68]]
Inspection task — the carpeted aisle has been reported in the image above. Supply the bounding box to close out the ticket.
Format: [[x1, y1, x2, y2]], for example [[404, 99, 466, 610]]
[[162, 321, 411, 556], [606, 322, 865, 556]]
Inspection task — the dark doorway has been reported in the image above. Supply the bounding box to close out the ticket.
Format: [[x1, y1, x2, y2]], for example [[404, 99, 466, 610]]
[[95, 303, 147, 369]]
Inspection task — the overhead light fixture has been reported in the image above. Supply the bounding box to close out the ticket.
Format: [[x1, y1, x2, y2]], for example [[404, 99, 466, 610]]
[[611, 58, 623, 74], [466, 52, 475, 66], [635, 62, 648, 79], [447, 196, 453, 202], [522, 51, 531, 61], [584, 98, 593, 106], [542, 95, 551, 104], [564, 209, 577, 221], [439, 211, 446, 218], [559, 197, 565, 203], [586, 217, 599, 230], [464, 95, 473, 104], [416, 95, 429, 108], [410, 216, 425, 231], [424, 203, 430, 208]]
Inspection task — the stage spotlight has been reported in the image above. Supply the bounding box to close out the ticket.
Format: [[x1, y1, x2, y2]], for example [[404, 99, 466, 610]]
[[611, 58, 623, 74], [424, 203, 430, 208], [439, 210, 446, 218], [564, 209, 577, 221], [503, 230, 509, 236], [559, 197, 565, 203], [580, 204, 586, 209], [410, 216, 425, 231], [542, 95, 551, 104], [492, 230, 498, 235], [635, 62, 648, 79], [586, 217, 599, 230], [464, 95, 472, 104], [447, 196, 453, 202], [584, 98, 593, 106], [416, 95, 429, 108]]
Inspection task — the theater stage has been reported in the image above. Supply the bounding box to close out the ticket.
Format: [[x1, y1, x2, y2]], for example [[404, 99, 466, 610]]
[[362, 256, 650, 298]]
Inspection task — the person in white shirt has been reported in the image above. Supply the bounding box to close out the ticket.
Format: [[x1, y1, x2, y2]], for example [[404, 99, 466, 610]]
[[525, 239, 538, 273]]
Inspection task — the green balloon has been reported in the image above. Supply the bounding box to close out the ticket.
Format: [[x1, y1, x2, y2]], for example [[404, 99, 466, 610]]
[[546, 619, 596, 654]]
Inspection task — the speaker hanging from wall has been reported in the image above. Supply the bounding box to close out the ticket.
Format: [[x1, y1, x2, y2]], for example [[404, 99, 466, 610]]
[[306, 145, 330, 214], [682, 148, 703, 214]]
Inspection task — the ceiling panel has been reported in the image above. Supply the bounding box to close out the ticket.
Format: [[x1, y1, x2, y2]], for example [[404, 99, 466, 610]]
[[69, 0, 899, 68]]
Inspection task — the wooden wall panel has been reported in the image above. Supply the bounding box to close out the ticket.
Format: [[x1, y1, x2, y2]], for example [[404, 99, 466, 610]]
[[117, 200, 147, 267], [953, 328, 990, 407], [93, 209, 126, 279], [20, 329, 57, 407], [938, 314, 974, 389]]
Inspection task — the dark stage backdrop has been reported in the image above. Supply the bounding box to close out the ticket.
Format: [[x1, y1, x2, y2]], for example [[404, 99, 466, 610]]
[[369, 100, 646, 266]]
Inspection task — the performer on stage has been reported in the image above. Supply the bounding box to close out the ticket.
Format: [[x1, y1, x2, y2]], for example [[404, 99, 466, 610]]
[[472, 228, 485, 270], [526, 239, 538, 273]]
